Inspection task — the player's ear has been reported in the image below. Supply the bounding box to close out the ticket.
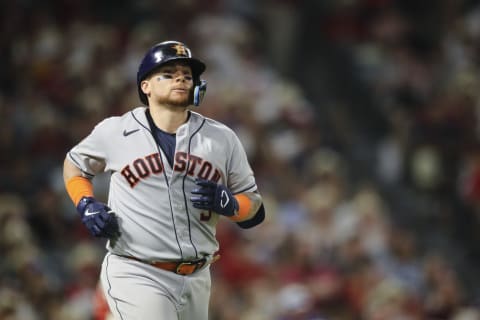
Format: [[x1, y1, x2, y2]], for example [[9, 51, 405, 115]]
[[141, 80, 151, 95]]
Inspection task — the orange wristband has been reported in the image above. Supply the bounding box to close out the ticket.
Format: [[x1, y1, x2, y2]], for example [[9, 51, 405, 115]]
[[66, 176, 94, 205], [229, 194, 252, 222]]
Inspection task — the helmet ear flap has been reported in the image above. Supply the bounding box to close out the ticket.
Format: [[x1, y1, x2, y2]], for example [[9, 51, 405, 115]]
[[193, 80, 207, 106]]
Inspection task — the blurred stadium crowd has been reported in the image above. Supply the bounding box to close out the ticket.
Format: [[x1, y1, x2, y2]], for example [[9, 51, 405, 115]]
[[2, 0, 480, 319]]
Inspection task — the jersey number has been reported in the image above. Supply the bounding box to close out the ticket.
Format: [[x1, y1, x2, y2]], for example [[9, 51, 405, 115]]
[[200, 211, 212, 222]]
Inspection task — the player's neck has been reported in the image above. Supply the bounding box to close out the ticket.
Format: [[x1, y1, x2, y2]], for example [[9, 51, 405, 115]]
[[148, 105, 189, 134]]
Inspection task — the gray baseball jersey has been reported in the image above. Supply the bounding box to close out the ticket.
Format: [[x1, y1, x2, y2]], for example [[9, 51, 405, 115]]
[[68, 106, 257, 261]]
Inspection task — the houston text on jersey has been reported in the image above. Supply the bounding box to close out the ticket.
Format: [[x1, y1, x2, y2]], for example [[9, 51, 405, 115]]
[[120, 151, 221, 188]]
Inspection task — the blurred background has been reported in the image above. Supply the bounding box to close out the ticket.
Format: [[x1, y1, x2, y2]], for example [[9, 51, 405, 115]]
[[2, 0, 480, 319]]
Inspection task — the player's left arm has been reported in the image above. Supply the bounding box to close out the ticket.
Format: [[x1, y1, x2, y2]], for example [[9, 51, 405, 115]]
[[229, 191, 262, 222], [191, 129, 265, 226], [190, 179, 264, 225], [226, 130, 265, 227], [234, 192, 265, 229]]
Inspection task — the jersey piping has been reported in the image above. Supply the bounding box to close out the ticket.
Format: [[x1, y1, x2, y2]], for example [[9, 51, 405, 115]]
[[234, 183, 257, 195], [181, 118, 206, 259], [67, 152, 95, 178], [131, 110, 184, 258], [104, 253, 125, 320], [145, 109, 176, 168]]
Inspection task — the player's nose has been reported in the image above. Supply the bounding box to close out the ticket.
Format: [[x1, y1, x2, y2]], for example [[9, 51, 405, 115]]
[[173, 71, 191, 82], [174, 75, 185, 82]]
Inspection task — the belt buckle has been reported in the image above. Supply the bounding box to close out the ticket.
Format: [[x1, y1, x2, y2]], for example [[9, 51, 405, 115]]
[[176, 261, 197, 275]]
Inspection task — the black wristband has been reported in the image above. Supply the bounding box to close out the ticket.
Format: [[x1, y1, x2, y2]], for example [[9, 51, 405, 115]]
[[236, 203, 265, 229]]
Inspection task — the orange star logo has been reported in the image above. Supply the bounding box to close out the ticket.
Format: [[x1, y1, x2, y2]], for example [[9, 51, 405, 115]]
[[172, 43, 188, 56]]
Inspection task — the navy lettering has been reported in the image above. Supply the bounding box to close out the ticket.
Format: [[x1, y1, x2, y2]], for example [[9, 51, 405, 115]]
[[198, 161, 212, 179], [122, 152, 221, 188], [146, 153, 163, 174], [187, 155, 202, 176], [174, 152, 187, 172], [210, 169, 221, 183], [133, 159, 149, 178], [121, 165, 140, 187]]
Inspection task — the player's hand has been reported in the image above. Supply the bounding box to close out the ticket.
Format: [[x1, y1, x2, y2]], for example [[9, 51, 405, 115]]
[[76, 197, 121, 238], [190, 179, 238, 217]]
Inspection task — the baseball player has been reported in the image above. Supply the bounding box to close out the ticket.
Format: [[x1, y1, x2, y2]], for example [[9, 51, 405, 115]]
[[63, 40, 265, 319]]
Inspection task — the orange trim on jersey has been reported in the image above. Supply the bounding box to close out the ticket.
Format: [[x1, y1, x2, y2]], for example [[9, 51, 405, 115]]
[[66, 176, 94, 205], [229, 194, 253, 222]]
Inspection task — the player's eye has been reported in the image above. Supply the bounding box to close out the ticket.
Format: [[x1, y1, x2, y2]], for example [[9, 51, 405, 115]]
[[158, 74, 173, 80], [183, 75, 193, 81]]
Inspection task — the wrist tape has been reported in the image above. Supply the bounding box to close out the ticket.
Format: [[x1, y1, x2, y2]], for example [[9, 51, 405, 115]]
[[229, 194, 252, 222], [66, 176, 94, 205]]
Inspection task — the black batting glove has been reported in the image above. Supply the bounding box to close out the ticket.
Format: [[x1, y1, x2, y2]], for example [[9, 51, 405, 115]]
[[190, 179, 239, 217], [76, 197, 121, 238]]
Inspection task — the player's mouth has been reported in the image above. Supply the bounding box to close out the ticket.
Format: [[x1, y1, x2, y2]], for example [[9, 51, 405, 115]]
[[172, 87, 188, 93]]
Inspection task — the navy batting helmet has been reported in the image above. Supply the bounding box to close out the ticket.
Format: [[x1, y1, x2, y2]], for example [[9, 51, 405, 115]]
[[137, 41, 207, 106]]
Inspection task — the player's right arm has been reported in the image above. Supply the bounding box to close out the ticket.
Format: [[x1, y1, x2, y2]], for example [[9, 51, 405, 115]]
[[63, 118, 120, 238], [63, 157, 94, 204], [63, 157, 119, 238], [63, 117, 110, 206], [63, 157, 83, 180]]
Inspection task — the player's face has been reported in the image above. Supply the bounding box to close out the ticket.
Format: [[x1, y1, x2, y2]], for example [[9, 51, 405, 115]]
[[142, 62, 194, 107]]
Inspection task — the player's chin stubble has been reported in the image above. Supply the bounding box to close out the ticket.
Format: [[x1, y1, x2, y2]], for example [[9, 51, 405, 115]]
[[157, 94, 190, 108]]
